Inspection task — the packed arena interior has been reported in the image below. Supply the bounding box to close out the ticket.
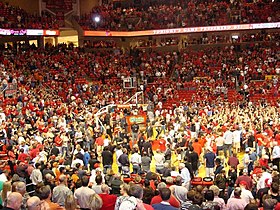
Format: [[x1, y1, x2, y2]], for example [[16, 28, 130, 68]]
[[0, 0, 280, 210]]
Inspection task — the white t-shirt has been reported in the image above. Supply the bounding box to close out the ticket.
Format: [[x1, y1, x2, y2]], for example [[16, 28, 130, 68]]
[[0, 173, 7, 182], [103, 138, 109, 147], [257, 172, 272, 191], [130, 153, 141, 165], [215, 136, 224, 147], [223, 130, 233, 144], [233, 130, 242, 143], [230, 188, 254, 204], [71, 158, 84, 168], [116, 149, 123, 166]]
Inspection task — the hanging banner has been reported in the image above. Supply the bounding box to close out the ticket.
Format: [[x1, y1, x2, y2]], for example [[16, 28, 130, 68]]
[[126, 115, 147, 125]]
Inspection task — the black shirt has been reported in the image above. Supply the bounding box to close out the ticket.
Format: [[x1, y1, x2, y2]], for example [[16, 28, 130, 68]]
[[161, 167, 171, 177], [0, 130, 5, 139], [227, 170, 237, 187], [138, 137, 145, 148], [271, 194, 280, 202], [50, 146, 59, 156], [256, 187, 269, 206], [131, 124, 139, 133], [101, 150, 113, 165], [143, 141, 153, 156], [118, 153, 129, 166], [188, 151, 199, 171], [164, 148, 171, 161], [248, 135, 255, 148]]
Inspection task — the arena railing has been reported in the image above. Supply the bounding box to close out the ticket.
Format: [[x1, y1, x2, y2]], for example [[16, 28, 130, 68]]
[[83, 22, 280, 37]]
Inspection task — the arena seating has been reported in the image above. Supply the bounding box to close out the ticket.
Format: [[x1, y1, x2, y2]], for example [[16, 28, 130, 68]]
[[0, 41, 279, 110], [0, 2, 59, 29], [78, 0, 280, 31]]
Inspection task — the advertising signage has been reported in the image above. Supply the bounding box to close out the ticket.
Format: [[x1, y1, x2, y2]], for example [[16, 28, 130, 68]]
[[84, 22, 280, 37], [0, 29, 27, 36], [0, 29, 60, 36]]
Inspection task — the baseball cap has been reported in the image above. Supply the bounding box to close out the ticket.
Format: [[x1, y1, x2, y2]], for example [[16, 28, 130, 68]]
[[93, 163, 100, 169], [272, 165, 278, 170], [95, 167, 102, 172], [239, 181, 247, 187]]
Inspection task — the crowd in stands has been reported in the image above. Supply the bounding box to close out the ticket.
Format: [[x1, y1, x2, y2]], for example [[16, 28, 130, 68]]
[[0, 2, 59, 29], [240, 32, 280, 43], [84, 40, 117, 49], [0, 37, 279, 210], [78, 0, 280, 31], [137, 38, 179, 48]]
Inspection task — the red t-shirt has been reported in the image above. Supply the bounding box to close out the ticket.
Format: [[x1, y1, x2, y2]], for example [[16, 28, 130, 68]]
[[275, 134, 280, 145], [150, 195, 180, 208], [54, 136, 62, 147], [228, 156, 239, 168], [256, 133, 265, 146], [235, 175, 253, 190], [18, 153, 28, 162], [98, 194, 117, 210], [29, 148, 39, 160], [143, 203, 154, 210], [96, 137, 104, 146], [259, 158, 269, 169]]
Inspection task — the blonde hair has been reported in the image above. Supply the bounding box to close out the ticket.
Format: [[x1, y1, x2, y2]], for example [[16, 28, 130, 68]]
[[1, 182, 12, 206], [106, 169, 114, 176], [209, 185, 220, 196], [65, 194, 77, 210], [120, 183, 130, 195], [89, 194, 103, 210], [134, 175, 142, 183]]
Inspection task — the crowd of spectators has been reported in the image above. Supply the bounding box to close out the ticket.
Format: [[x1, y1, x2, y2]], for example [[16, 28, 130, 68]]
[[78, 0, 280, 31], [174, 43, 279, 85], [0, 37, 280, 210], [1, 41, 278, 109], [137, 37, 179, 48], [0, 2, 59, 29], [83, 40, 117, 49]]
